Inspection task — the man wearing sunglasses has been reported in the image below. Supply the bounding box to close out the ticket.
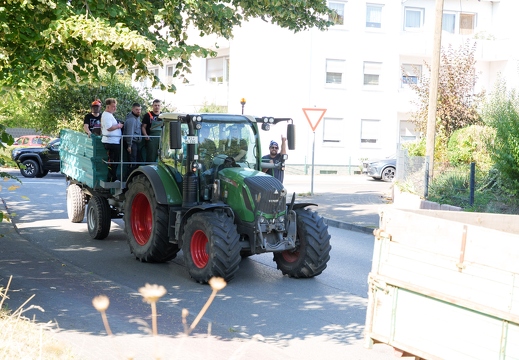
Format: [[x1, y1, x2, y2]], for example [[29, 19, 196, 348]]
[[262, 135, 287, 183]]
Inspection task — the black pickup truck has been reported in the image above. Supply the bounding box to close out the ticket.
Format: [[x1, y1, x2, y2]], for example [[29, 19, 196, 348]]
[[11, 138, 61, 178]]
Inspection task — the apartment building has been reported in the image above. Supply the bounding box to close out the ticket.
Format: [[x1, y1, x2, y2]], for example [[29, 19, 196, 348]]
[[136, 0, 519, 173]]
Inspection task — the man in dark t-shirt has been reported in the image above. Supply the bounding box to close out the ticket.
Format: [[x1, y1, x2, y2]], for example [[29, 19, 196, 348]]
[[262, 136, 287, 183], [83, 99, 102, 136], [141, 99, 162, 162]]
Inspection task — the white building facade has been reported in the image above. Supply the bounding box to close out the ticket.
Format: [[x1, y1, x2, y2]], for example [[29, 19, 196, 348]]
[[136, 0, 519, 174]]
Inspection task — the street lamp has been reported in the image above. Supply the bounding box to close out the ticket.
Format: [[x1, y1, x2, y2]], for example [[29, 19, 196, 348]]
[[240, 98, 246, 114]]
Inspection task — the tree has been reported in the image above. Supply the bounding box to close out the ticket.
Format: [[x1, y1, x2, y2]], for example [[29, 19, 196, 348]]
[[408, 40, 484, 141], [0, 0, 332, 92]]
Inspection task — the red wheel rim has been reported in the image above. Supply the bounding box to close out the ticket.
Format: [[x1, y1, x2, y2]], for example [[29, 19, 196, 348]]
[[131, 193, 152, 245], [191, 230, 209, 268], [281, 250, 299, 263]]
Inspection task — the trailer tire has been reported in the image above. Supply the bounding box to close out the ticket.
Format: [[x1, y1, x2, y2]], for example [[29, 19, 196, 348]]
[[273, 208, 331, 278], [182, 211, 241, 283], [67, 184, 85, 223], [124, 175, 179, 262], [87, 196, 111, 240]]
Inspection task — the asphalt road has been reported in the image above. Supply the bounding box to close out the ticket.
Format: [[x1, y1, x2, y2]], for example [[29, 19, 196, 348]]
[[0, 169, 395, 359]]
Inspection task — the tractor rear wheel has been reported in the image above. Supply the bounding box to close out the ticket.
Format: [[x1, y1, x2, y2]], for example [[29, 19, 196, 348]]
[[87, 195, 111, 240], [124, 175, 179, 262], [273, 208, 331, 278], [67, 184, 85, 223], [182, 211, 241, 283]]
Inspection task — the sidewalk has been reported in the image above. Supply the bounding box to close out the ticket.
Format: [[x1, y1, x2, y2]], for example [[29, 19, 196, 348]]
[[282, 174, 393, 234]]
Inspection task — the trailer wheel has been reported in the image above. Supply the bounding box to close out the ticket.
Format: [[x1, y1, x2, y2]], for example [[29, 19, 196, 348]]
[[124, 175, 179, 262], [182, 211, 241, 283], [87, 196, 111, 240], [273, 208, 331, 278], [67, 184, 85, 223]]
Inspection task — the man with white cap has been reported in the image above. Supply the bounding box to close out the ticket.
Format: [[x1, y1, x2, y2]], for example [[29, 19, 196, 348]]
[[262, 135, 287, 183]]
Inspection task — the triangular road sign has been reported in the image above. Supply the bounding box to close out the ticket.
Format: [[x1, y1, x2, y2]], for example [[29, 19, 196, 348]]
[[302, 108, 327, 132]]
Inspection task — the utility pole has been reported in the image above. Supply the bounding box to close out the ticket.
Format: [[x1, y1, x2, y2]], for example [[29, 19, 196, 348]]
[[425, 0, 444, 181]]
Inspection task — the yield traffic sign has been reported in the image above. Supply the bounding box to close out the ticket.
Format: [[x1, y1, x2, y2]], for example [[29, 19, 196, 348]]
[[302, 108, 327, 132]]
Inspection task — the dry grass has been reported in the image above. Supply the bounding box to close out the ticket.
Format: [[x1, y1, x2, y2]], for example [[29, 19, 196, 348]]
[[0, 276, 77, 360]]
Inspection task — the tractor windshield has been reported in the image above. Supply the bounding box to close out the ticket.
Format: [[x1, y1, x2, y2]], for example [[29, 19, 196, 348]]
[[197, 120, 258, 171]]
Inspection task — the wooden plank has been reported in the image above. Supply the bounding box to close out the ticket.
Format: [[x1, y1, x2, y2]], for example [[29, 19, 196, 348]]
[[507, 323, 519, 360], [403, 208, 519, 234]]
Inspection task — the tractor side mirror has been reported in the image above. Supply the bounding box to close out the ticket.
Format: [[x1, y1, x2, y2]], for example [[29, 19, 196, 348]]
[[287, 123, 295, 150], [169, 121, 182, 149]]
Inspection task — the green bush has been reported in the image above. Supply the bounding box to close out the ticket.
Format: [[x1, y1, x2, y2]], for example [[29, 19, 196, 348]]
[[482, 84, 519, 196], [447, 125, 494, 171]]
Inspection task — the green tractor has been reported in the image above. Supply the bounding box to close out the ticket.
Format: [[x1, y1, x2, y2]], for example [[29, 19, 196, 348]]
[[62, 113, 331, 284]]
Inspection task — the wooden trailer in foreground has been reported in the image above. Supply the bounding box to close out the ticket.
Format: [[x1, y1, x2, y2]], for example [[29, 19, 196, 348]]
[[365, 208, 519, 360]]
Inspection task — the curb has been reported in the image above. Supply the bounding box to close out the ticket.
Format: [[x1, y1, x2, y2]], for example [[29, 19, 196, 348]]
[[323, 218, 376, 235]]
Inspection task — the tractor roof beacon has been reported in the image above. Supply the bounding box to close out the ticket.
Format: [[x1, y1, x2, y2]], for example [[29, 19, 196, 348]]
[[60, 113, 331, 284]]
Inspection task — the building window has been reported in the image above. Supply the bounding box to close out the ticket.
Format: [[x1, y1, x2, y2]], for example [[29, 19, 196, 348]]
[[443, 12, 476, 35], [150, 68, 160, 89], [206, 57, 229, 83], [404, 7, 424, 30], [329, 1, 345, 26], [460, 13, 475, 35], [366, 4, 383, 29], [166, 64, 175, 85], [401, 64, 422, 85], [363, 61, 382, 86], [361, 119, 380, 146], [323, 118, 344, 143], [326, 59, 346, 84], [399, 120, 419, 143]]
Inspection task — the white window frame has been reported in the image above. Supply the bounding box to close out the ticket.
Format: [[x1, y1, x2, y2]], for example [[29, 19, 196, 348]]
[[404, 7, 424, 31], [443, 11, 476, 35], [206, 57, 229, 83], [401, 64, 422, 86], [360, 119, 380, 147], [366, 3, 383, 29], [363, 61, 382, 86], [323, 118, 344, 144], [328, 1, 346, 26], [399, 120, 420, 143], [325, 59, 346, 85], [150, 67, 160, 89], [166, 64, 175, 86]]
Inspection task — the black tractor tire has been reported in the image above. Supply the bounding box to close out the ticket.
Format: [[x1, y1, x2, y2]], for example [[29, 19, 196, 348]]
[[273, 208, 331, 278], [20, 159, 39, 178], [87, 196, 111, 240], [36, 169, 49, 178], [182, 211, 241, 284], [124, 175, 179, 263], [67, 184, 86, 223]]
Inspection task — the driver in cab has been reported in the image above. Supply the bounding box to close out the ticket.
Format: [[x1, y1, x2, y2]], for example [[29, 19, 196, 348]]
[[223, 125, 247, 161]]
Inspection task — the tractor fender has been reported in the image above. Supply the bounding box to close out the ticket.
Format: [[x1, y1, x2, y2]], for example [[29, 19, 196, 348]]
[[176, 203, 235, 246], [291, 202, 318, 210], [126, 166, 182, 205]]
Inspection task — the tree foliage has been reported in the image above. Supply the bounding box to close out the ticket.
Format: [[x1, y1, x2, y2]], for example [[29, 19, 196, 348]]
[[1, 74, 164, 136], [409, 40, 484, 140], [0, 0, 332, 92]]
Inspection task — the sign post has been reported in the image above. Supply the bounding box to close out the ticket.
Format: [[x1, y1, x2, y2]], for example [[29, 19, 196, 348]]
[[302, 108, 327, 195]]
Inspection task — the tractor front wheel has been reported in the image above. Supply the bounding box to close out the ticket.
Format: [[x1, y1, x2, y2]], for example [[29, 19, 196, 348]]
[[273, 208, 331, 278], [124, 175, 179, 262], [182, 211, 241, 283]]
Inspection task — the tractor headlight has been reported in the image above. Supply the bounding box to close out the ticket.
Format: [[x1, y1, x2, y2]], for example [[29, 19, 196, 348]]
[[259, 216, 267, 224], [277, 215, 285, 224]]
